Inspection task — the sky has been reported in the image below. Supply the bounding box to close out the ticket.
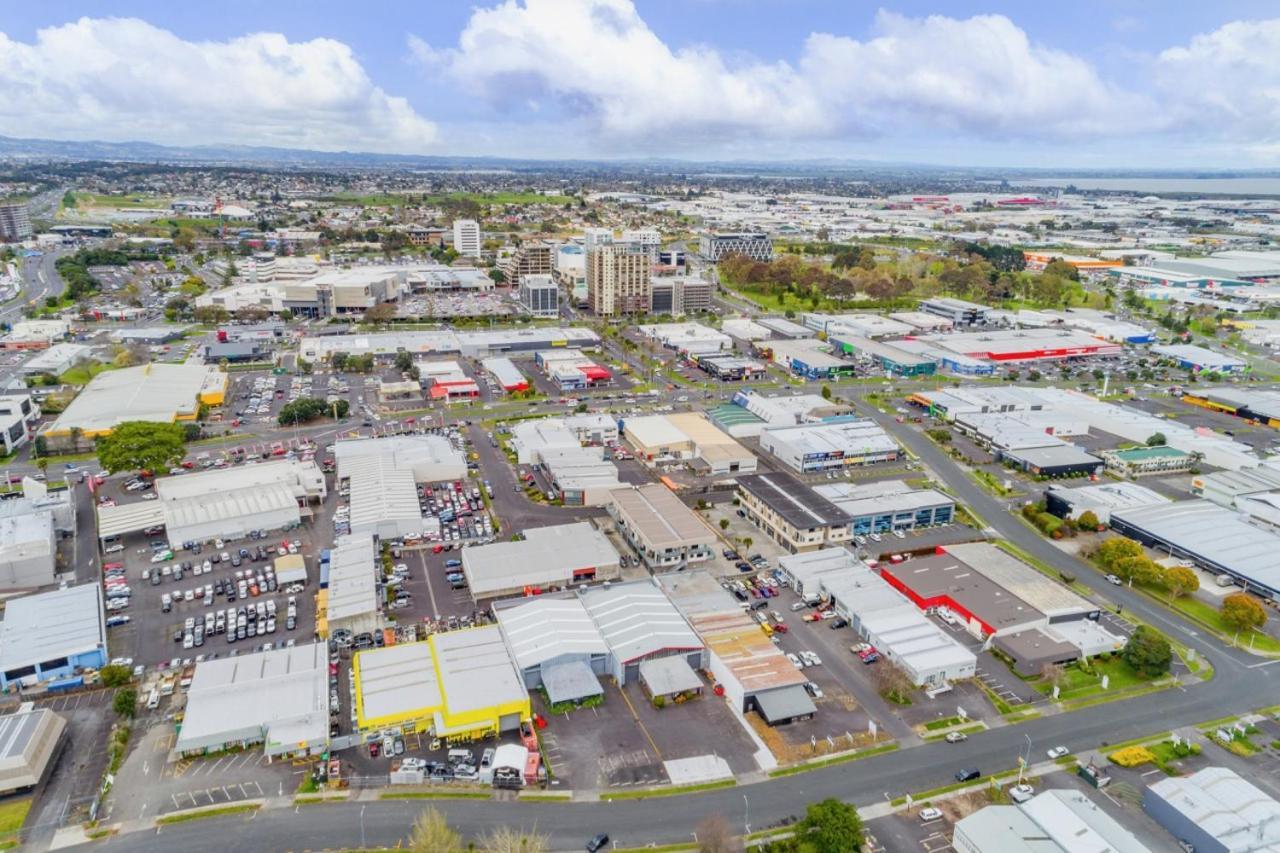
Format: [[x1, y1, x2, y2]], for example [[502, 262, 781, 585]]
[[2, 1, 1280, 168]]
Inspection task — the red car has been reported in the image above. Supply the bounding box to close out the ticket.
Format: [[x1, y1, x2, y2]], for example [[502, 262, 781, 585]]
[[431, 544, 444, 554], [103, 562, 124, 571], [369, 741, 380, 758]]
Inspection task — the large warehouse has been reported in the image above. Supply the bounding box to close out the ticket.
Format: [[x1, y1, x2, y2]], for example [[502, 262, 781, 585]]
[[42, 363, 227, 441], [920, 327, 1122, 362], [461, 522, 620, 600], [541, 447, 625, 507], [659, 571, 815, 725], [1110, 500, 1280, 602], [1153, 343, 1247, 373], [1143, 767, 1280, 853], [316, 533, 380, 639], [0, 707, 67, 796], [299, 327, 601, 361], [622, 413, 757, 475], [608, 484, 716, 571], [97, 459, 326, 549], [0, 585, 107, 689], [1044, 482, 1169, 524], [352, 626, 531, 742], [493, 595, 609, 704], [784, 550, 976, 688], [758, 419, 900, 473], [578, 580, 704, 687], [737, 472, 853, 553], [335, 436, 464, 540], [175, 643, 329, 758]]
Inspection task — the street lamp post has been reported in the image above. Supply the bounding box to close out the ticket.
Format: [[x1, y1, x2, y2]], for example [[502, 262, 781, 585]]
[[1018, 734, 1032, 785], [743, 792, 750, 836]]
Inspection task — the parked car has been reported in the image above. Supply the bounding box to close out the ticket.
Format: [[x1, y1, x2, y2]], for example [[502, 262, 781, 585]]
[[944, 731, 968, 744]]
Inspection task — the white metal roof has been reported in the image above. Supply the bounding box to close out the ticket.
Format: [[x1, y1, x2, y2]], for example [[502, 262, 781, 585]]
[[176, 642, 328, 753], [47, 363, 224, 434], [325, 534, 378, 623], [0, 584, 105, 673], [354, 641, 442, 722], [495, 597, 608, 671], [1148, 767, 1280, 850], [579, 580, 702, 664], [432, 625, 527, 715], [462, 523, 619, 597]]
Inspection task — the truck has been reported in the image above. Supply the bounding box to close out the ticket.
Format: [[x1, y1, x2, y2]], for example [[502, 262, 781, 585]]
[[179, 665, 196, 692], [158, 674, 176, 697]]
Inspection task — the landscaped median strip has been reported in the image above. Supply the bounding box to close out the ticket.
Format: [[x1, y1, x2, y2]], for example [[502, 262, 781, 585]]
[[767, 742, 899, 778], [154, 802, 262, 825], [599, 778, 736, 801]]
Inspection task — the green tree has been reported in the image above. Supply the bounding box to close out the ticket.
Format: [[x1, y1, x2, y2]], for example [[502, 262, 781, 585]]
[[330, 352, 349, 372], [278, 398, 326, 426], [1163, 566, 1200, 599], [394, 351, 414, 373], [1076, 510, 1101, 531], [99, 664, 133, 687], [820, 384, 832, 400], [488, 268, 506, 285], [1093, 536, 1144, 569], [1221, 592, 1267, 632], [113, 687, 137, 718], [795, 798, 863, 853], [1146, 432, 1167, 447], [719, 518, 730, 531], [363, 303, 396, 324], [1121, 625, 1172, 677], [95, 422, 187, 474]]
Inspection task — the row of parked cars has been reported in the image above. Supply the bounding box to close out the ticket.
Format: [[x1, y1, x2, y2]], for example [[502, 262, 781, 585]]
[[177, 595, 299, 648]]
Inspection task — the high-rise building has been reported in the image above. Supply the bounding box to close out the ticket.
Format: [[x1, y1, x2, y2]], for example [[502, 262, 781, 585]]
[[587, 241, 651, 317], [622, 229, 661, 256], [649, 276, 713, 316], [519, 274, 560, 318], [699, 232, 773, 262], [0, 203, 33, 242], [452, 219, 482, 258], [501, 241, 553, 284]]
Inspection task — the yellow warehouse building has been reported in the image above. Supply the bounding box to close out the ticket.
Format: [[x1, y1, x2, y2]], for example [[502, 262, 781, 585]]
[[352, 625, 530, 742]]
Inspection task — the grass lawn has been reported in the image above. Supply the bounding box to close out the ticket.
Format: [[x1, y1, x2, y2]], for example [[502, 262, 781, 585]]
[[155, 803, 260, 824], [1167, 596, 1280, 653], [1033, 656, 1155, 701], [58, 361, 120, 385], [76, 193, 170, 209], [924, 715, 965, 731], [601, 779, 736, 800], [0, 798, 31, 844]]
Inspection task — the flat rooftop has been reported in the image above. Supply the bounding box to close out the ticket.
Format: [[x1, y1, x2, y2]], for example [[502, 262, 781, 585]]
[[353, 641, 442, 724], [881, 552, 1047, 633], [737, 472, 852, 529], [462, 522, 619, 598], [609, 484, 715, 550], [432, 625, 527, 715], [0, 585, 104, 672]]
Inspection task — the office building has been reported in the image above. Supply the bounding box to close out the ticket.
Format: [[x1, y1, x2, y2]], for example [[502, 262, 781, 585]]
[[518, 274, 560, 317], [736, 472, 853, 553], [759, 419, 900, 473], [1044, 481, 1169, 524], [814, 481, 954, 534], [699, 232, 774, 262], [587, 240, 651, 316], [0, 203, 32, 242], [608, 484, 716, 570], [1102, 445, 1195, 478], [918, 297, 992, 325], [649, 276, 713, 315], [501, 241, 554, 284], [452, 219, 482, 258]]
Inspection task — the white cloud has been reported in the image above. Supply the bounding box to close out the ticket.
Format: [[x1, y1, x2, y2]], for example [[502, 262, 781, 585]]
[[1155, 19, 1280, 141], [0, 17, 438, 152], [410, 2, 1145, 146]]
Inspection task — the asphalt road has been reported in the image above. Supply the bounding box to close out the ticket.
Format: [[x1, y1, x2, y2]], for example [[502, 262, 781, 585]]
[[83, 390, 1280, 852]]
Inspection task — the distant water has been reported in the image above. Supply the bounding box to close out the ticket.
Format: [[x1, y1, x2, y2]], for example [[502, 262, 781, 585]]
[[1002, 177, 1280, 196]]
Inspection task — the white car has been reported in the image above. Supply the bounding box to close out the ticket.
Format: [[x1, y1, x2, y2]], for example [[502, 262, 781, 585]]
[[1009, 784, 1034, 803], [1046, 745, 1069, 759], [919, 807, 943, 822], [786, 652, 805, 669]]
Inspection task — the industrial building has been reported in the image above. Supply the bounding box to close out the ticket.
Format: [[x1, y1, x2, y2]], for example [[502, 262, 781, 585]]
[[608, 484, 716, 570], [1153, 344, 1247, 374], [1191, 466, 1280, 509], [42, 363, 228, 441], [298, 327, 601, 362], [758, 419, 900, 473], [417, 360, 479, 400], [1002, 444, 1104, 478], [19, 344, 90, 377], [711, 390, 853, 438], [802, 312, 915, 338], [828, 335, 937, 377], [918, 297, 992, 325], [0, 706, 67, 796], [316, 533, 380, 640], [0, 585, 107, 689], [175, 643, 329, 758], [921, 327, 1122, 363], [1044, 482, 1169, 524], [1110, 500, 1280, 602], [954, 788, 1150, 853], [878, 543, 1120, 675], [658, 572, 815, 725], [1101, 445, 1195, 478], [578, 579, 704, 687], [781, 550, 975, 688], [565, 413, 618, 445], [757, 317, 813, 338], [493, 595, 608, 704], [767, 339, 855, 380], [736, 472, 853, 553], [887, 311, 953, 331], [461, 522, 620, 600], [335, 436, 463, 540], [1143, 766, 1279, 853], [1183, 387, 1280, 429], [813, 480, 954, 534], [695, 353, 768, 381], [352, 626, 532, 742], [541, 446, 625, 506], [622, 413, 758, 475], [721, 318, 772, 341], [534, 349, 612, 390], [637, 322, 731, 356], [480, 357, 529, 393]]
